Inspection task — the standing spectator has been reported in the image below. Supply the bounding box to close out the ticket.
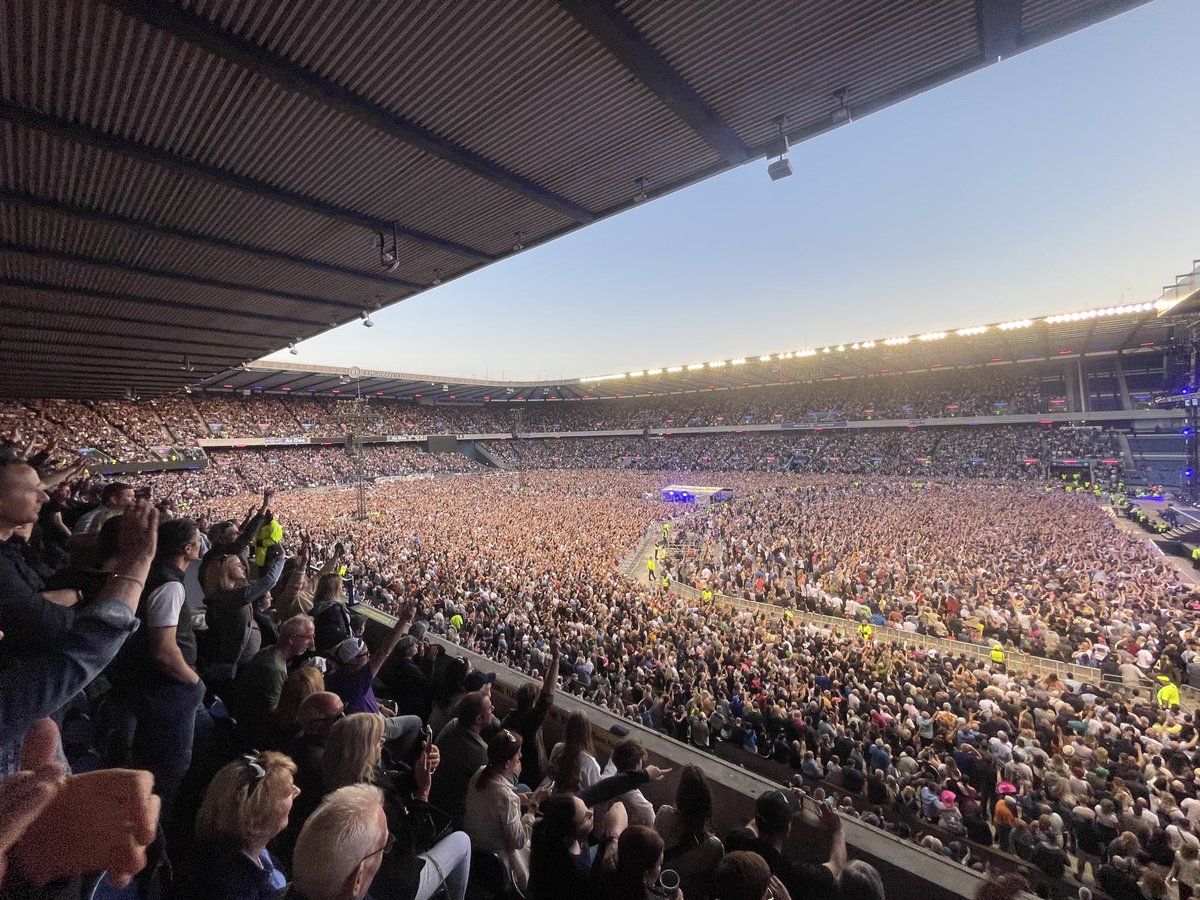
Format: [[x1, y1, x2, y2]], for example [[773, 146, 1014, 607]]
[[501, 641, 560, 787], [653, 765, 725, 898], [110, 517, 206, 817], [231, 615, 316, 747], [549, 711, 602, 794]]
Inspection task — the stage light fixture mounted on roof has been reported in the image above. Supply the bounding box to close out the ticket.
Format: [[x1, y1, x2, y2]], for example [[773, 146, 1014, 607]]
[[288, 339, 299, 356], [360, 311, 374, 328], [512, 231, 525, 252], [766, 115, 792, 181], [633, 177, 649, 203]]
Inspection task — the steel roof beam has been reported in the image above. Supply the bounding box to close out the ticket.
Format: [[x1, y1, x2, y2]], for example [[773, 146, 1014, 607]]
[[0, 100, 492, 261], [0, 329, 240, 361], [0, 275, 330, 329], [2, 242, 369, 314], [100, 0, 593, 226], [0, 308, 278, 353], [0, 191, 424, 290], [558, 0, 750, 166], [977, 0, 1023, 61]]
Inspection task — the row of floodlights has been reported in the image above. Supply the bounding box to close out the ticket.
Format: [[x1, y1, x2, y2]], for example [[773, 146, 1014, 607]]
[[578, 301, 1163, 383]]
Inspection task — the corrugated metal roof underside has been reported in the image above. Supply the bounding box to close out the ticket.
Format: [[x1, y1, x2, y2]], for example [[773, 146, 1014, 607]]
[[0, 0, 1153, 398]]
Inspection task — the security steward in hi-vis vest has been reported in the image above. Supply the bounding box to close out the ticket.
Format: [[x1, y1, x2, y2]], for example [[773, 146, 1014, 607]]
[[858, 622, 873, 641], [990, 643, 1006, 667], [1157, 676, 1181, 709]]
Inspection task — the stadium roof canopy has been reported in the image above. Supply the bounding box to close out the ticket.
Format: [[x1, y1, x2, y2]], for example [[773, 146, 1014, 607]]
[[193, 298, 1182, 403], [0, 0, 1152, 399]]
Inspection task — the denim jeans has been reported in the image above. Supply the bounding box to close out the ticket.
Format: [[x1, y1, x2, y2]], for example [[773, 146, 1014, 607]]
[[131, 677, 207, 818]]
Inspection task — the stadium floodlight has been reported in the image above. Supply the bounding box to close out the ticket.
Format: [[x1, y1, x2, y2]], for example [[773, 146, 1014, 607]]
[[629, 370, 644, 377], [766, 115, 792, 181], [836, 345, 845, 352], [759, 355, 772, 362], [730, 358, 746, 365], [822, 347, 831, 353], [796, 349, 817, 358], [375, 225, 400, 270], [666, 366, 683, 373], [918, 332, 946, 342], [647, 368, 663, 375], [997, 319, 1033, 331], [860, 341, 875, 349], [956, 326, 987, 336], [360, 311, 374, 328], [831, 88, 852, 125], [883, 336, 911, 346], [686, 363, 706, 371], [708, 360, 726, 367], [633, 177, 649, 203], [288, 340, 299, 356]]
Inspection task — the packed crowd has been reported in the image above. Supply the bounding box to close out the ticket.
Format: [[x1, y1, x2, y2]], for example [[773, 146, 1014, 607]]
[[663, 477, 1189, 667], [520, 369, 1063, 432], [0, 363, 1083, 465], [4, 415, 1196, 900], [4, 444, 883, 900], [498, 426, 1121, 479]]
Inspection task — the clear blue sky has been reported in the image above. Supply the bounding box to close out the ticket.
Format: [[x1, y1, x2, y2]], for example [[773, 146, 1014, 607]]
[[267, 0, 1200, 383]]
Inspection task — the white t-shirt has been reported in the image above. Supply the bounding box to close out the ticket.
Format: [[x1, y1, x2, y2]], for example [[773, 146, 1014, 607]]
[[145, 581, 186, 629]]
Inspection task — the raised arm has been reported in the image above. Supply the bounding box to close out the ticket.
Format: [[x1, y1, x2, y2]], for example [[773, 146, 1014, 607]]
[[369, 596, 415, 678]]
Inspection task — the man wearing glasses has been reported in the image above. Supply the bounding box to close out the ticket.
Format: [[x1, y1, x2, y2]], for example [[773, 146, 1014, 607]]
[[291, 784, 391, 900]]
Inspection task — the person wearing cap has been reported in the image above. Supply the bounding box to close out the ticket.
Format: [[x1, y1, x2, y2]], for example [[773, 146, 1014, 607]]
[[325, 604, 423, 758], [724, 790, 845, 900]]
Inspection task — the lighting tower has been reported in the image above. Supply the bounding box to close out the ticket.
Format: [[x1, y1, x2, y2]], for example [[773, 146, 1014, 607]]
[[338, 369, 369, 520]]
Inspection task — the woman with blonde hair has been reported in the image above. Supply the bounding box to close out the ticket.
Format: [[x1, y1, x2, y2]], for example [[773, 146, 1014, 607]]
[[322, 712, 385, 792], [186, 751, 300, 899], [202, 548, 285, 684]]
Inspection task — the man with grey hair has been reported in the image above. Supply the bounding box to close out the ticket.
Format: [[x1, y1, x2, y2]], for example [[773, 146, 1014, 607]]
[[291, 784, 389, 900]]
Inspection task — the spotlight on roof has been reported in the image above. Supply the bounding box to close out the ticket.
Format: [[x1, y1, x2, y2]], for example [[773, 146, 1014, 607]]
[[288, 339, 299, 356], [432, 269, 442, 286], [766, 115, 792, 181], [633, 176, 649, 203], [831, 88, 852, 125], [180, 354, 194, 372], [512, 231, 525, 252], [360, 310, 374, 328]]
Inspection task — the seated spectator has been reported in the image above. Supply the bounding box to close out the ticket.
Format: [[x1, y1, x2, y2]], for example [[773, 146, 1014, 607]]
[[269, 665, 325, 750], [500, 641, 560, 787], [430, 691, 494, 822], [320, 711, 470, 900], [549, 710, 602, 794], [185, 751, 299, 899], [725, 790, 845, 900], [326, 603, 422, 756], [462, 729, 552, 893], [839, 860, 887, 900], [603, 739, 656, 827], [653, 764, 725, 899], [598, 825, 675, 900], [289, 784, 389, 900], [712, 851, 786, 900]]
